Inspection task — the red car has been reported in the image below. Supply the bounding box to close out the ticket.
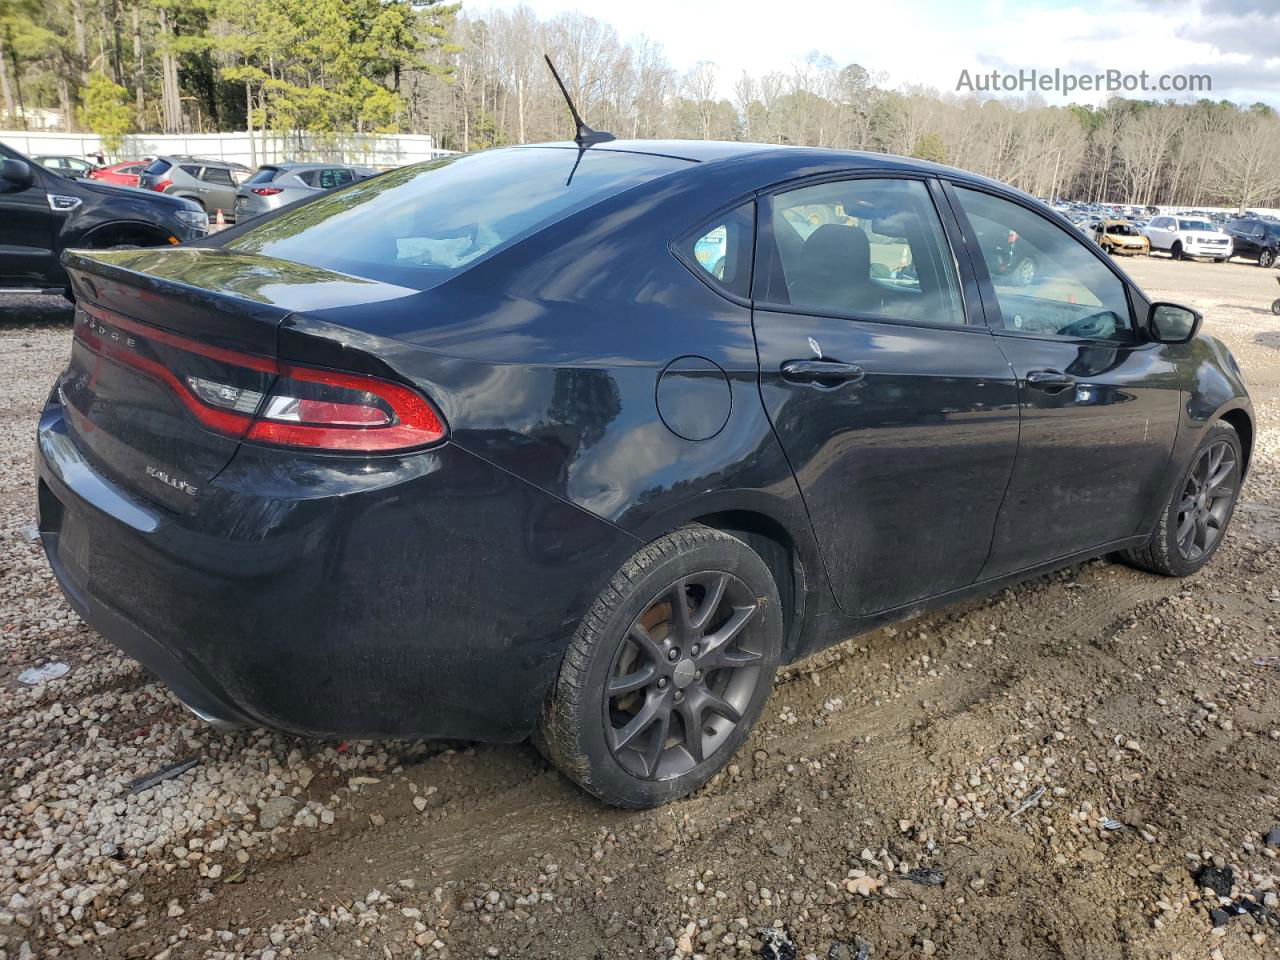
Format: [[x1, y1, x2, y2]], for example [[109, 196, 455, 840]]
[[88, 160, 147, 188]]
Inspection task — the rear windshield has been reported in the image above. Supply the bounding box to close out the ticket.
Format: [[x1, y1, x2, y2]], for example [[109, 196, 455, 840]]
[[226, 147, 688, 288], [144, 158, 171, 176], [246, 166, 281, 185]]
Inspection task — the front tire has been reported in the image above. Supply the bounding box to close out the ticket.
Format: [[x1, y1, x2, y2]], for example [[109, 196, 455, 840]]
[[1122, 421, 1242, 577], [1171, 242, 1183, 260], [538, 526, 783, 808], [1260, 249, 1276, 269]]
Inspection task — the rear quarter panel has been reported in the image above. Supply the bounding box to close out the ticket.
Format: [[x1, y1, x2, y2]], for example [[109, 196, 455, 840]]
[[282, 153, 864, 659]]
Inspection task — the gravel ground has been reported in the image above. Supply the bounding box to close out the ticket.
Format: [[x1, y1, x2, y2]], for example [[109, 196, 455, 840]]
[[1, 256, 1279, 960]]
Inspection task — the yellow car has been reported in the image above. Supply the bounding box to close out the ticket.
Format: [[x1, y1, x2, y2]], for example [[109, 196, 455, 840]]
[[1094, 220, 1150, 256]]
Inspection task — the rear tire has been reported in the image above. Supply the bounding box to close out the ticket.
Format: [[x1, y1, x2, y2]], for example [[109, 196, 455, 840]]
[[537, 525, 783, 808], [1121, 421, 1242, 577]]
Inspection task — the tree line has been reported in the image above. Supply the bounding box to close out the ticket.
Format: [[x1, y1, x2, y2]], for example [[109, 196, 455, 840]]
[[2, 0, 1279, 208]]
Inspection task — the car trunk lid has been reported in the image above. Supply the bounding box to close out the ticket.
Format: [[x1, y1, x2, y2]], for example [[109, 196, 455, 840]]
[[59, 247, 416, 511]]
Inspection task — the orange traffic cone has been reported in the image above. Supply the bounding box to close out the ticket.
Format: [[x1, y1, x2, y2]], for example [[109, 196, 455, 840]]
[[214, 209, 226, 232]]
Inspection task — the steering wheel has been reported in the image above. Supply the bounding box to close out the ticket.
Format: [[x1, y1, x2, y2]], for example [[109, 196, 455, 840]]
[[1058, 311, 1116, 339]]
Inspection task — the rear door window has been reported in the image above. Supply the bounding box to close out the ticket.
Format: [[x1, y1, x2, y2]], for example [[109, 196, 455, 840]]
[[318, 168, 356, 189], [228, 147, 688, 288], [201, 167, 235, 186], [179, 164, 202, 177], [758, 177, 964, 325]]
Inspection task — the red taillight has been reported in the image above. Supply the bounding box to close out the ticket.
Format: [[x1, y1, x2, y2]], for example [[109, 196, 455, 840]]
[[74, 303, 446, 452], [153, 179, 172, 192], [251, 187, 284, 196]]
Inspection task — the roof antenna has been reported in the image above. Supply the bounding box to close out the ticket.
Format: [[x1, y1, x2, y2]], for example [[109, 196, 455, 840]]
[[544, 55, 615, 149]]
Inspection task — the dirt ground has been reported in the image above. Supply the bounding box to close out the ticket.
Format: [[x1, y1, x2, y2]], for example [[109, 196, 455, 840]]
[[1, 254, 1278, 960]]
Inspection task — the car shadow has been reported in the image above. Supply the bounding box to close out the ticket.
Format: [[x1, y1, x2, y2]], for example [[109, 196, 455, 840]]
[[0, 295, 74, 328]]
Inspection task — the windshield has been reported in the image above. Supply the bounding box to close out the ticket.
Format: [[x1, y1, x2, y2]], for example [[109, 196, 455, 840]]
[[227, 148, 688, 288], [1178, 220, 1214, 231]]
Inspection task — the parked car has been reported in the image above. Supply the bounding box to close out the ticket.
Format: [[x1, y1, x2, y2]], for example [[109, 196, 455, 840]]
[[1225, 217, 1280, 268], [1093, 219, 1150, 257], [234, 162, 376, 220], [0, 142, 208, 294], [139, 156, 246, 220], [88, 160, 148, 188], [37, 142, 1253, 808], [33, 155, 97, 178], [1142, 216, 1233, 261]]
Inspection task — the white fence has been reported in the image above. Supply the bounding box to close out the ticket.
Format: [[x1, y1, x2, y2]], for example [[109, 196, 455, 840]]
[[0, 130, 455, 169]]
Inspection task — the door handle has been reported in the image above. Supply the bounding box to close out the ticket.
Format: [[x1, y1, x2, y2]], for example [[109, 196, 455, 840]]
[[780, 359, 865, 385], [1025, 369, 1075, 390]]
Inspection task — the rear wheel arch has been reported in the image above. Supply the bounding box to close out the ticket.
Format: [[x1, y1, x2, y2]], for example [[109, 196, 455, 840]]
[[689, 510, 805, 661]]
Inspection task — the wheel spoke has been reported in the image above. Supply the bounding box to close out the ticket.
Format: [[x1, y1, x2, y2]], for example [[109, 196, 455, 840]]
[[639, 701, 673, 778], [1176, 510, 1196, 544], [690, 573, 729, 632], [1207, 443, 1225, 479], [609, 689, 667, 754], [608, 663, 657, 697], [674, 698, 705, 763], [695, 686, 742, 724], [668, 580, 696, 641], [1194, 512, 1210, 551], [626, 622, 664, 664], [1206, 460, 1235, 495], [696, 603, 758, 667]]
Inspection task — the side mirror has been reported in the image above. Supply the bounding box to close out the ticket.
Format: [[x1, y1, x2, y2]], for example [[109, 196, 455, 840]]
[[1148, 302, 1201, 344], [0, 157, 34, 187]]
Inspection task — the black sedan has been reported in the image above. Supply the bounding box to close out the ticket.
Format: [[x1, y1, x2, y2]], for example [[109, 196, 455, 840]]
[[37, 141, 1253, 808]]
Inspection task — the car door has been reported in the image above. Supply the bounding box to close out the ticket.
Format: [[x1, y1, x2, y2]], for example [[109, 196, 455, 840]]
[[0, 150, 60, 287], [946, 184, 1182, 578], [198, 165, 238, 213], [1146, 217, 1174, 251], [1225, 221, 1255, 259], [752, 175, 1020, 617], [318, 168, 356, 190]]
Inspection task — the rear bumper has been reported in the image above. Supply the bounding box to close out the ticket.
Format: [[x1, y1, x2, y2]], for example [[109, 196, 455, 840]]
[[36, 392, 637, 741]]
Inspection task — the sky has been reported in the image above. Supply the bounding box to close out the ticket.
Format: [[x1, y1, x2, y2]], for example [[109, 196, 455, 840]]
[[478, 0, 1280, 108]]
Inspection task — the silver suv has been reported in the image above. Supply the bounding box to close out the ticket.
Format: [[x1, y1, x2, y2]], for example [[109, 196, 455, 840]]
[[234, 162, 376, 220], [139, 157, 251, 222]]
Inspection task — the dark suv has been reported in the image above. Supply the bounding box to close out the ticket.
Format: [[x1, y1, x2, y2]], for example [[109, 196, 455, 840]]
[[1, 142, 209, 294], [1226, 218, 1280, 268]]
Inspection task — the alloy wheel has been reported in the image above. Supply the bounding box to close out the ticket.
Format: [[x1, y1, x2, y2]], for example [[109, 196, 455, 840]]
[[1176, 440, 1237, 562], [604, 572, 763, 781], [1261, 249, 1275, 269]]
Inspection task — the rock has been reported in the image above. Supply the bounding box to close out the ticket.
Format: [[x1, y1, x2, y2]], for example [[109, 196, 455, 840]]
[[259, 796, 298, 829], [1265, 825, 1280, 849], [1194, 865, 1234, 898], [1209, 907, 1232, 928], [759, 927, 797, 960]]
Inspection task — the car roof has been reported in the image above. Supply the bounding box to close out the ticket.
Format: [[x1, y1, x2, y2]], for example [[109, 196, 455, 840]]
[[522, 140, 1035, 197], [266, 161, 367, 171]]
